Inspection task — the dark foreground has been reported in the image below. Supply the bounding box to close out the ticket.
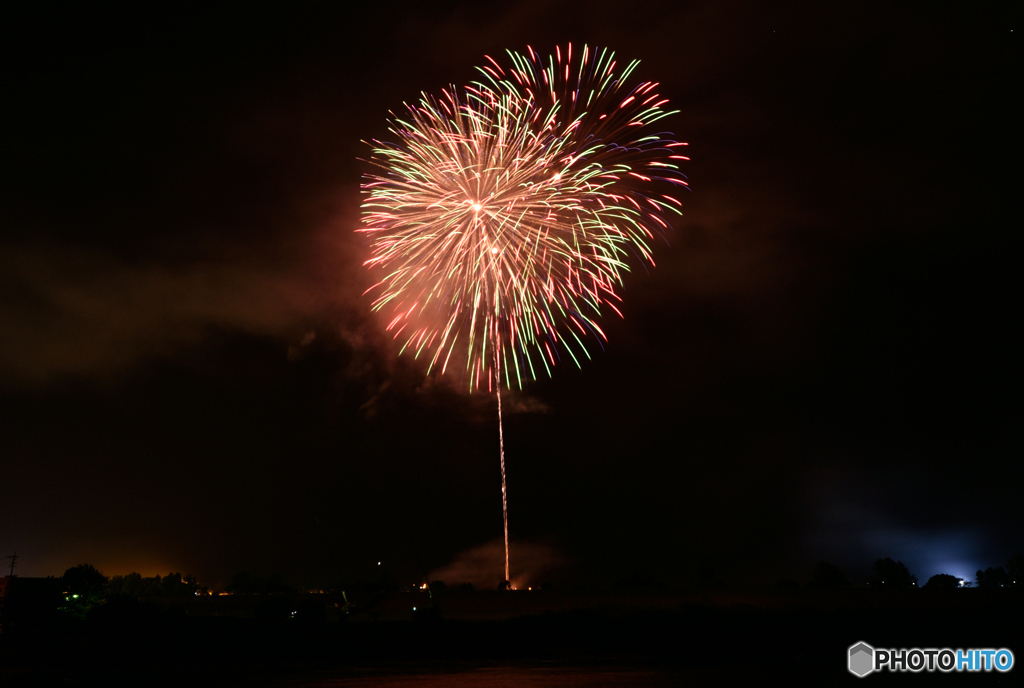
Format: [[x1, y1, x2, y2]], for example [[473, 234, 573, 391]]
[[2, 588, 1021, 686]]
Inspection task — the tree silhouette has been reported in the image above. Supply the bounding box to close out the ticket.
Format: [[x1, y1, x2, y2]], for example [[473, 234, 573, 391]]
[[158, 572, 201, 597], [61, 564, 109, 618], [923, 573, 960, 589], [62, 564, 108, 596], [106, 572, 144, 597], [976, 566, 1011, 588], [1006, 555, 1023, 588], [870, 558, 917, 588]]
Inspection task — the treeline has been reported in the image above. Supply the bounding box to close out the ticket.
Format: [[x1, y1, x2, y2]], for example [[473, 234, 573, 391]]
[[107, 571, 206, 597], [802, 554, 1024, 589], [63, 564, 206, 599], [54, 564, 207, 620], [48, 553, 1024, 601]]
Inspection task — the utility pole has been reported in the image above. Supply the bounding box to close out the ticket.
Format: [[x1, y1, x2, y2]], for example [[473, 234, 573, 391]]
[[6, 552, 17, 577]]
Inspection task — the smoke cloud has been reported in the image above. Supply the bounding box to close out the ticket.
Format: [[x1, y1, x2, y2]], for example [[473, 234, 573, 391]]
[[428, 539, 568, 590]]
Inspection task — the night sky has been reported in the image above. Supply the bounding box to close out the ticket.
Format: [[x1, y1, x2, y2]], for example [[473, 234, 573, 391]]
[[2, 2, 1019, 590]]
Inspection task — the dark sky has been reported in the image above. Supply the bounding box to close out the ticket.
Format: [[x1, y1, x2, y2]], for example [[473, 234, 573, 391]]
[[1, 1, 1019, 589]]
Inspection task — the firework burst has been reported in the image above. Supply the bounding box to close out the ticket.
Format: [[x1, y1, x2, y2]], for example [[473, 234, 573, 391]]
[[360, 44, 687, 391]]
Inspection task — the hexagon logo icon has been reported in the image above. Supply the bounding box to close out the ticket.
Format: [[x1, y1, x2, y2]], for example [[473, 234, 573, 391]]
[[849, 642, 875, 677]]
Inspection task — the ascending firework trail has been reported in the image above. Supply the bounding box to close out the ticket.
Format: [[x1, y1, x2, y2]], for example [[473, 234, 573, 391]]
[[493, 330, 509, 583], [360, 44, 688, 584]]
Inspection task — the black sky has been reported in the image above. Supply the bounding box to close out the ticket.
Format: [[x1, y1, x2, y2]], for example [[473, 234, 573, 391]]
[[1, 1, 1019, 588]]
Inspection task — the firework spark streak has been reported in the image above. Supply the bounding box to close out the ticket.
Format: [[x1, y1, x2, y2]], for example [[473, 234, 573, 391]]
[[360, 44, 687, 583]]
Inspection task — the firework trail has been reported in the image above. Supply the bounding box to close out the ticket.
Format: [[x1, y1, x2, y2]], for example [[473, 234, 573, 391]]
[[494, 340, 508, 583], [360, 44, 687, 584]]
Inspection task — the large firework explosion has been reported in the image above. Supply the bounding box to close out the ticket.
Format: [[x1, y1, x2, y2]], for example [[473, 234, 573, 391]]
[[360, 44, 687, 392], [360, 45, 686, 585]]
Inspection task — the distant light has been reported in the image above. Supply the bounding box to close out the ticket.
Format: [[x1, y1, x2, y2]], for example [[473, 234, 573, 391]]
[[413, 606, 417, 611], [472, 203, 482, 212], [491, 247, 498, 254]]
